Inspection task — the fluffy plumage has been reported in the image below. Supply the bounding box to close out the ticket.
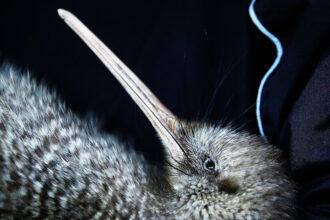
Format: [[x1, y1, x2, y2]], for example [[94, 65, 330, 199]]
[[0, 65, 295, 219]]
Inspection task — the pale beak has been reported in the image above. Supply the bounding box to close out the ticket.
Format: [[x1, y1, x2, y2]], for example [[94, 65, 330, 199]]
[[58, 9, 184, 160]]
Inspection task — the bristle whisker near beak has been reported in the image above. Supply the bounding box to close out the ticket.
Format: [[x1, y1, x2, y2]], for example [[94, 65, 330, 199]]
[[165, 161, 191, 177], [57, 9, 185, 161]]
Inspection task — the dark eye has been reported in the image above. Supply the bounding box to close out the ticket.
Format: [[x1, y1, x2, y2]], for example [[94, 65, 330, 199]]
[[204, 158, 216, 172]]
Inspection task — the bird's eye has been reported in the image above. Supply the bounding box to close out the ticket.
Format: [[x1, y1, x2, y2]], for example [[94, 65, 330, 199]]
[[204, 158, 215, 172]]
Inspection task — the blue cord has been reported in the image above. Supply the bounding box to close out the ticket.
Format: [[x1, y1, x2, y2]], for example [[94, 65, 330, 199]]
[[248, 0, 283, 142]]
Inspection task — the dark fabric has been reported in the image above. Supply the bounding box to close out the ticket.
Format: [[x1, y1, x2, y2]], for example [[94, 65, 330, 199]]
[[255, 0, 330, 145], [0, 0, 329, 218], [289, 55, 330, 219], [254, 1, 330, 218]]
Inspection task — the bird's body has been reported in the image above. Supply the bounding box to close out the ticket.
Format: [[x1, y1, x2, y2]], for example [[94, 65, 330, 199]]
[[0, 67, 167, 219], [0, 66, 294, 219], [0, 9, 295, 219]]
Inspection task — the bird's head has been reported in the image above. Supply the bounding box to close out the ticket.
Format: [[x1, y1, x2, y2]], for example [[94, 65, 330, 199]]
[[162, 120, 294, 218]]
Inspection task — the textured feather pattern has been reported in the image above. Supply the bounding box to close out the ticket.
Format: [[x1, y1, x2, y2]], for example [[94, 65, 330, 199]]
[[0, 66, 295, 219]]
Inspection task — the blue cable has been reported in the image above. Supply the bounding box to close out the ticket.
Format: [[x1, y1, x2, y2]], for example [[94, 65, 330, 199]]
[[248, 0, 283, 142]]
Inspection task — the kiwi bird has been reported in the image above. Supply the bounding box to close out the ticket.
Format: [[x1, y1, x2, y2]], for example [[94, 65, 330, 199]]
[[0, 9, 295, 219]]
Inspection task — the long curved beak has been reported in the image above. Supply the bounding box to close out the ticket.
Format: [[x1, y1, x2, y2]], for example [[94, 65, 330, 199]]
[[58, 9, 184, 160]]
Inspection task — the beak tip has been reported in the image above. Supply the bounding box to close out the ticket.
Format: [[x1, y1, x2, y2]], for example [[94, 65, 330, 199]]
[[57, 8, 67, 20]]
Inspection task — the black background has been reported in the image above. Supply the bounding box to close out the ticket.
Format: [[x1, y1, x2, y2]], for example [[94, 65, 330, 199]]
[[0, 1, 273, 164]]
